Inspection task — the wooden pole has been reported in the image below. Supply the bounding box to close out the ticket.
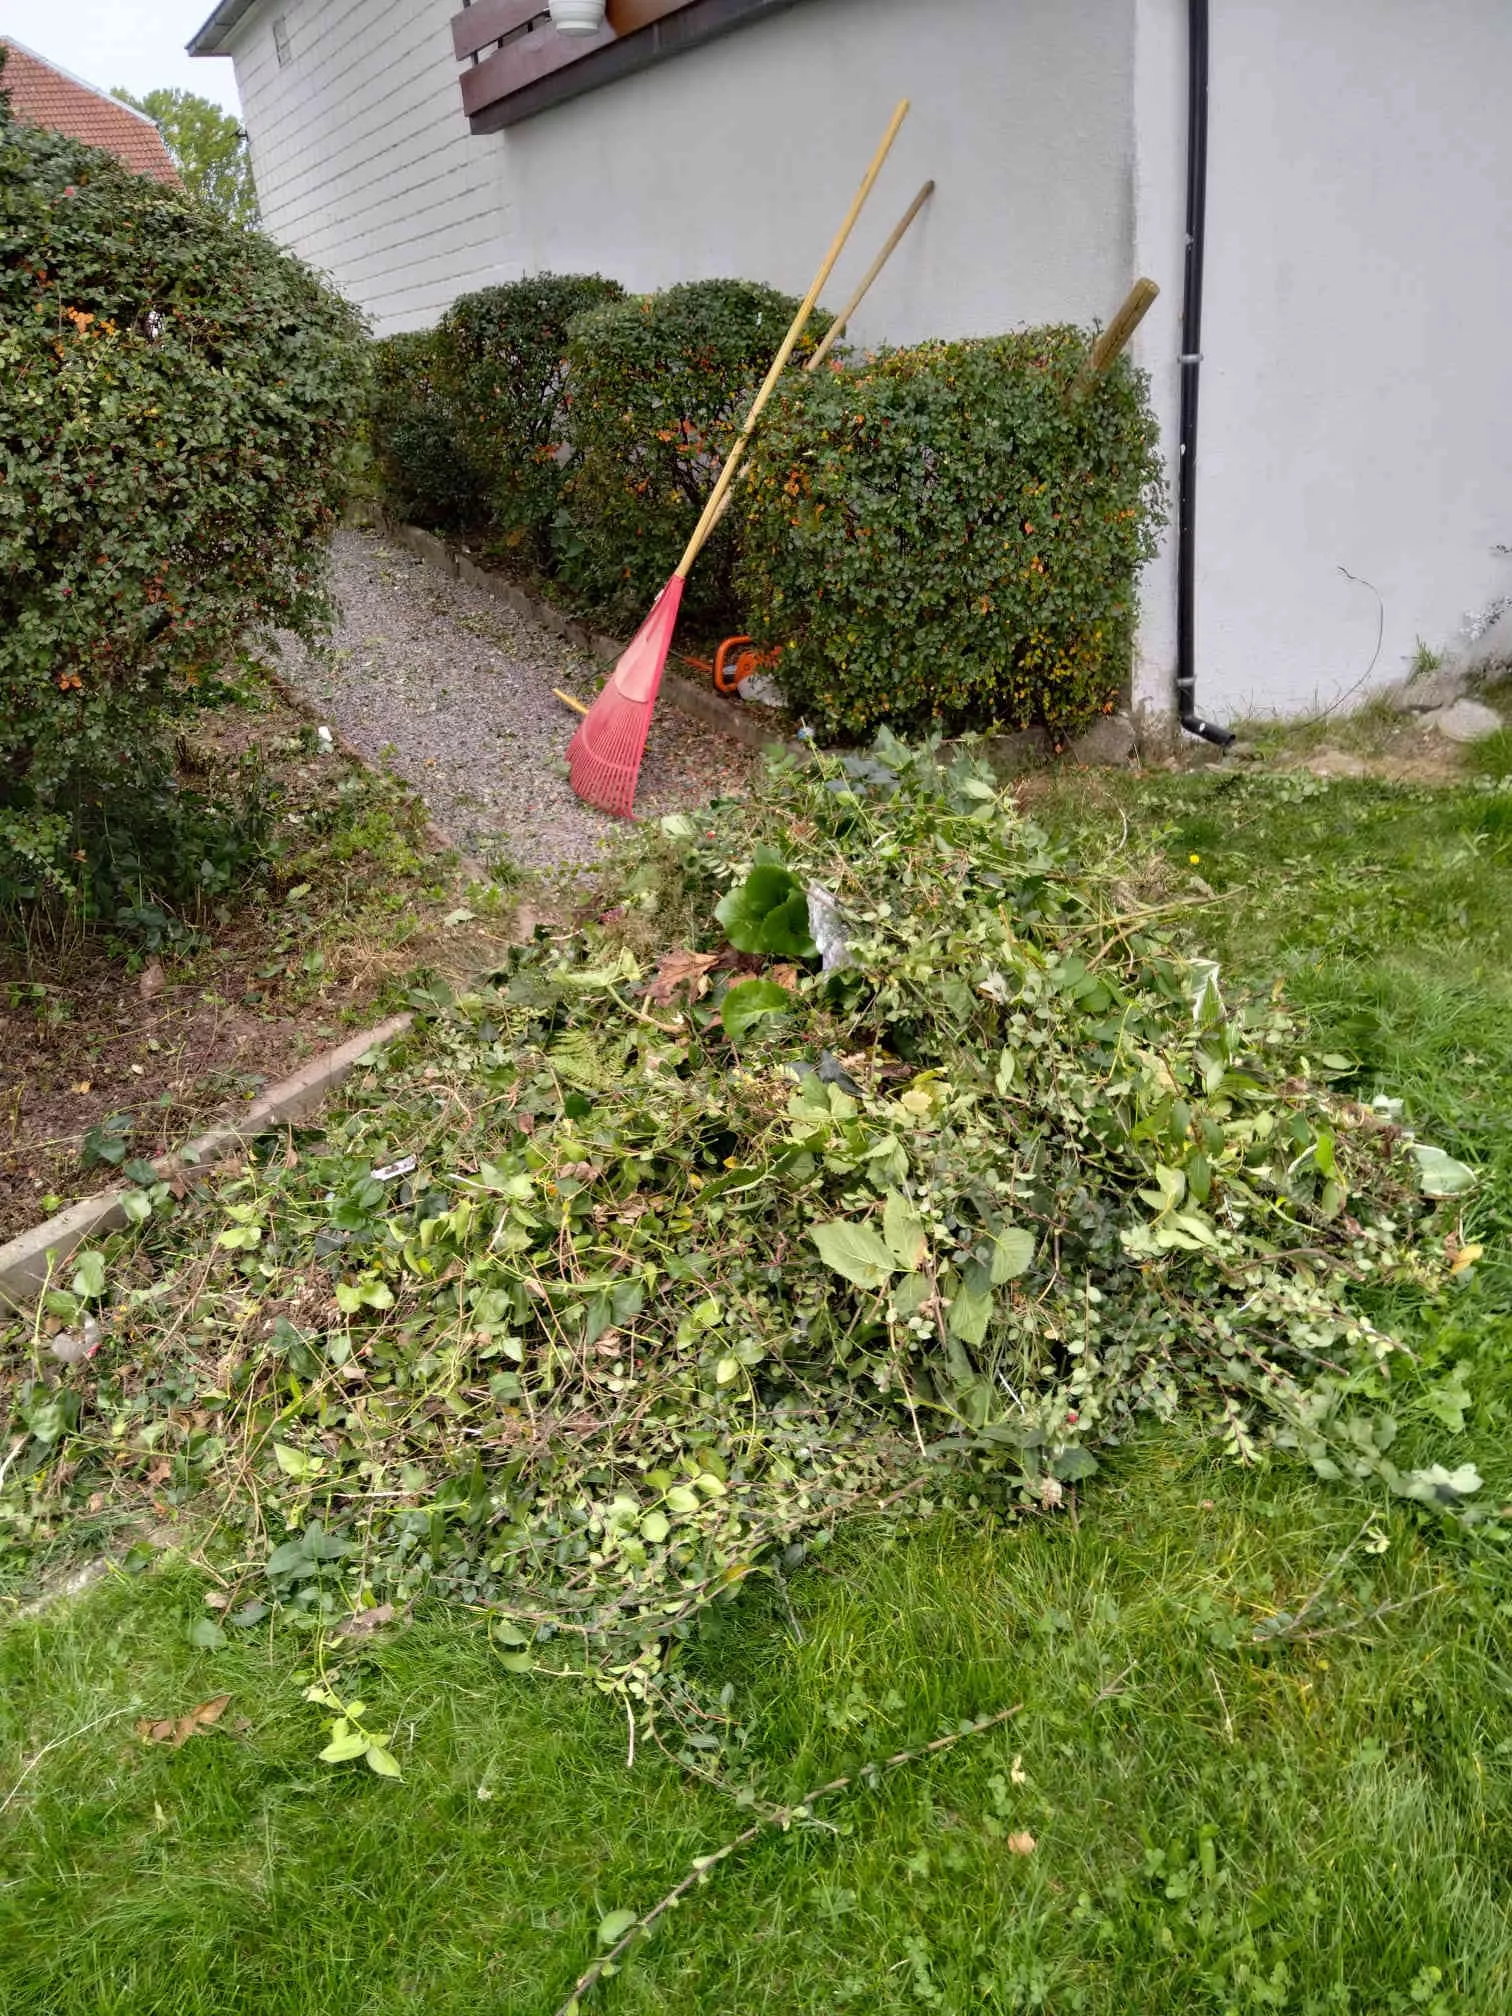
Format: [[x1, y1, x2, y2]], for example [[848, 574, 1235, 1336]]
[[1072, 277, 1160, 401], [675, 99, 910, 579], [807, 179, 935, 369]]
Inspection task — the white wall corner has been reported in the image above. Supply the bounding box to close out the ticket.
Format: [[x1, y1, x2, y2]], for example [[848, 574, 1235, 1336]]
[[1129, 0, 1185, 744]]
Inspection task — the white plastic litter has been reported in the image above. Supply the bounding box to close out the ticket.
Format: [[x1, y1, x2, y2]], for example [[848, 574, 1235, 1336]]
[[806, 884, 849, 973]]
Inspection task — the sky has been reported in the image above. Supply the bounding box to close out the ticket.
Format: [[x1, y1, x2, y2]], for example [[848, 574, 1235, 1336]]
[[3, 1, 242, 114]]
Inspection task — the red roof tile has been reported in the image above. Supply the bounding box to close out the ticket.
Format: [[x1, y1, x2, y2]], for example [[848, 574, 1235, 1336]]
[[1, 37, 182, 185]]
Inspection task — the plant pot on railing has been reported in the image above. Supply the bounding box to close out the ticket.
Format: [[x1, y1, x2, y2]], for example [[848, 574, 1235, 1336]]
[[549, 0, 607, 35]]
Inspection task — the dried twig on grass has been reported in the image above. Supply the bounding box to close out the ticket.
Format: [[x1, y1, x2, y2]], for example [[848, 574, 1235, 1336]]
[[552, 1702, 1024, 2016]]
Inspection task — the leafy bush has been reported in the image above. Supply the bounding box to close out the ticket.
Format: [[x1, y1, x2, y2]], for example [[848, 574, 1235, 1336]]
[[432, 273, 623, 562], [560, 279, 831, 628], [0, 99, 367, 899], [368, 330, 481, 531], [736, 329, 1164, 739]]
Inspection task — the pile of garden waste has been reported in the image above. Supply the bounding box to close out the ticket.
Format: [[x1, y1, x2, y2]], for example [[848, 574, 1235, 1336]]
[[6, 738, 1479, 1702]]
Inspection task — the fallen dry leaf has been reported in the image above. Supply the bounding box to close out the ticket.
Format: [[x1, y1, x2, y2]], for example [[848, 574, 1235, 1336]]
[[136, 1693, 232, 1749], [1451, 1243, 1485, 1275], [71, 1079, 92, 1095], [768, 964, 800, 992], [332, 1602, 396, 1639], [138, 959, 165, 1000], [645, 948, 719, 1006], [1009, 1754, 1027, 1786], [1007, 1831, 1037, 1856]]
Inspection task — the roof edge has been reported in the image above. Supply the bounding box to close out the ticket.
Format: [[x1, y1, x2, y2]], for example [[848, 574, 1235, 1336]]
[[188, 0, 265, 57], [0, 33, 165, 125]]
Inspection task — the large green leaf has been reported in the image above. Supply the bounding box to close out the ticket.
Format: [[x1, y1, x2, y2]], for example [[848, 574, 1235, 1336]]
[[715, 862, 818, 958], [722, 978, 792, 1042], [882, 1189, 928, 1272], [1411, 1143, 1476, 1197], [990, 1227, 1036, 1284], [947, 1280, 994, 1346], [810, 1220, 898, 1291]]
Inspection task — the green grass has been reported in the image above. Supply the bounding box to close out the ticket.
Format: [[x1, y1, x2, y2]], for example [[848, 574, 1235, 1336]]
[[5, 764, 1512, 2014]]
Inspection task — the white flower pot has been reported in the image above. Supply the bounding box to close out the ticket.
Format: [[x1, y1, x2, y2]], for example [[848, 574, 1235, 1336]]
[[549, 0, 607, 35]]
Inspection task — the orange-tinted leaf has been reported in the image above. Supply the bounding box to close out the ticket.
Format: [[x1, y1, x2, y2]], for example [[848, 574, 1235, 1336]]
[[136, 1694, 233, 1748], [645, 948, 719, 1007]]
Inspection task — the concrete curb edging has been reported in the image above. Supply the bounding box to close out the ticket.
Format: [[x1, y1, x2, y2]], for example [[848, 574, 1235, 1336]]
[[0, 1013, 414, 1314]]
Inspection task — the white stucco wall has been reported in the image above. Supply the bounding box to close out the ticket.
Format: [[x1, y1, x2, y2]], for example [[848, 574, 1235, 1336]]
[[219, 0, 1136, 347], [1189, 0, 1512, 717], [482, 0, 1134, 348]]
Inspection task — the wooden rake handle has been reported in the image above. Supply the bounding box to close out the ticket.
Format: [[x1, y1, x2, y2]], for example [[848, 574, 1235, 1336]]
[[675, 99, 911, 581], [703, 177, 935, 540], [807, 178, 935, 370]]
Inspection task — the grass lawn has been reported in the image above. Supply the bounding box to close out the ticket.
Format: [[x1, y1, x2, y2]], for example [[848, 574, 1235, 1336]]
[[4, 754, 1511, 2015]]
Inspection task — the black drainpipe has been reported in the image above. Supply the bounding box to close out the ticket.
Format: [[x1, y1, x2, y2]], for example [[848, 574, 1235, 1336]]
[[1176, 0, 1234, 746]]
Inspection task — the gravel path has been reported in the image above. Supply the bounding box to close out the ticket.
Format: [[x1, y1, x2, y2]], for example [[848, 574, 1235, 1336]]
[[275, 530, 755, 869]]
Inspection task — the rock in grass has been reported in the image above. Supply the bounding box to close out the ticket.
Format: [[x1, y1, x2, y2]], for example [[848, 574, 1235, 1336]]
[[1424, 698, 1503, 743]]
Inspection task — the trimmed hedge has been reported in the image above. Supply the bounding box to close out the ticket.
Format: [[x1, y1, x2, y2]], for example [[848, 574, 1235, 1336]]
[[559, 279, 831, 628], [369, 330, 480, 531], [434, 273, 623, 561], [0, 98, 367, 900], [736, 329, 1164, 739]]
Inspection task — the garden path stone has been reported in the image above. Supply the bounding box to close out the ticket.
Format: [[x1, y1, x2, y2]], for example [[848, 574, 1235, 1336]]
[[274, 530, 753, 869]]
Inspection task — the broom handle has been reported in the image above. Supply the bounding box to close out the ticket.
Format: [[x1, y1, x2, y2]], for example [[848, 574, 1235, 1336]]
[[675, 99, 910, 580], [807, 179, 935, 370], [699, 178, 936, 540]]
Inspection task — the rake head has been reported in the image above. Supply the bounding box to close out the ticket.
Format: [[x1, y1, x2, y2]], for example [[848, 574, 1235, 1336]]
[[567, 576, 685, 818]]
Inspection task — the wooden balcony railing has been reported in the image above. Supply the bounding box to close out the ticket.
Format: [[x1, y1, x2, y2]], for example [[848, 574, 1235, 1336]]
[[451, 0, 807, 132]]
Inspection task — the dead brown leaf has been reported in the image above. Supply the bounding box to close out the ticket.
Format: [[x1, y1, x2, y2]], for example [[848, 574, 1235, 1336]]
[[332, 1602, 396, 1639], [136, 1693, 232, 1749], [768, 965, 799, 992], [1006, 1830, 1037, 1856], [645, 948, 719, 1006], [138, 960, 165, 1000]]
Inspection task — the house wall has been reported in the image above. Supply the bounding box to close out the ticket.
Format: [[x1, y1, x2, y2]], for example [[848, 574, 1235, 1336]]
[[222, 0, 1512, 732], [223, 0, 1137, 347], [225, 0, 513, 329], [1184, 0, 1512, 718]]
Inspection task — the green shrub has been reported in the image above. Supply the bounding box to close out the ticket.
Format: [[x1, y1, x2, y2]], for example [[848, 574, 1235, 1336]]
[[0, 99, 367, 900], [736, 329, 1164, 740], [432, 273, 623, 562], [560, 279, 831, 629], [369, 329, 481, 531]]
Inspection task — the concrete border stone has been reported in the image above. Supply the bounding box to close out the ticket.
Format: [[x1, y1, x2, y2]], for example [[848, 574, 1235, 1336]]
[[0, 1013, 413, 1314]]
